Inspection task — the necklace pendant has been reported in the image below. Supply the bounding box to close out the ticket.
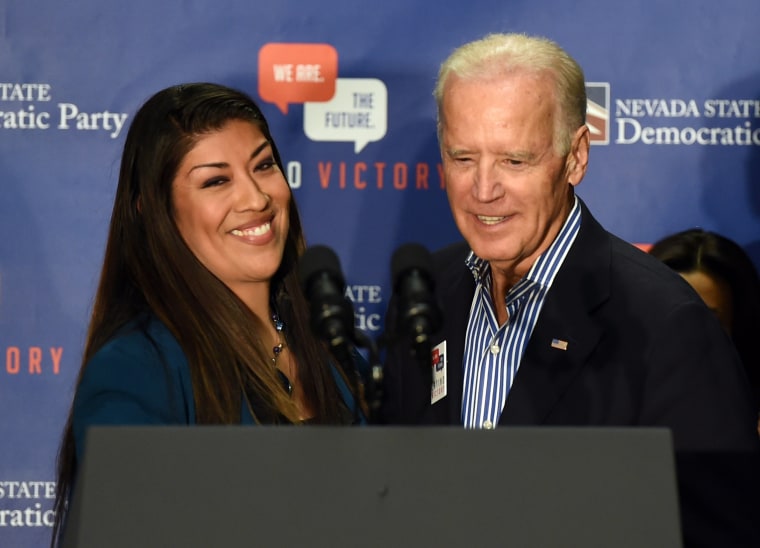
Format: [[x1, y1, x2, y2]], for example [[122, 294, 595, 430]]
[[272, 342, 284, 365], [270, 311, 291, 396]]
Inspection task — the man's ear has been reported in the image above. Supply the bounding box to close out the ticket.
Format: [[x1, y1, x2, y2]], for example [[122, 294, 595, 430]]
[[566, 125, 590, 187]]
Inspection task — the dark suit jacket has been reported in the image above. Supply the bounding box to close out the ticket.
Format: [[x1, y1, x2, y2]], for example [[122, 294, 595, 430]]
[[382, 199, 760, 545]]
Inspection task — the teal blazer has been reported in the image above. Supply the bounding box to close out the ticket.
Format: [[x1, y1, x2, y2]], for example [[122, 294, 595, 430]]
[[72, 315, 364, 463]]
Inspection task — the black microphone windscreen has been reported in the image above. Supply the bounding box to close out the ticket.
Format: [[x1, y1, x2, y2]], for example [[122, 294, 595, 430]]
[[298, 245, 345, 290], [391, 243, 434, 287]]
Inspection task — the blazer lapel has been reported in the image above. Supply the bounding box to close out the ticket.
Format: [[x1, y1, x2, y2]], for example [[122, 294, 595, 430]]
[[500, 200, 610, 425], [429, 242, 474, 423], [441, 267, 474, 422], [501, 292, 602, 424]]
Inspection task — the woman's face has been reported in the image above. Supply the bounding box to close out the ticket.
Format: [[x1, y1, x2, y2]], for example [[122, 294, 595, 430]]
[[680, 270, 734, 334], [172, 119, 290, 301]]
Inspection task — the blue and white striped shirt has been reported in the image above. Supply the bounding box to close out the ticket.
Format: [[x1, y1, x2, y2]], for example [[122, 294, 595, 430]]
[[461, 196, 581, 429]]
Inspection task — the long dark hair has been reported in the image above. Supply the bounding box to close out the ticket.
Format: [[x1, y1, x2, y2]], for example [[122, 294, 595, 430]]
[[52, 83, 355, 544], [649, 228, 760, 411]]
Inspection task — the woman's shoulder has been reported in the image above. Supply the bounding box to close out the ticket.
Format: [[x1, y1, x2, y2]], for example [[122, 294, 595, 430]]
[[93, 314, 185, 367], [75, 314, 194, 427]]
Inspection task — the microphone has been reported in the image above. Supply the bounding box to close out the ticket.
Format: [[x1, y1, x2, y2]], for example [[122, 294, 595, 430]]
[[298, 245, 355, 358], [299, 245, 384, 423], [391, 243, 442, 368]]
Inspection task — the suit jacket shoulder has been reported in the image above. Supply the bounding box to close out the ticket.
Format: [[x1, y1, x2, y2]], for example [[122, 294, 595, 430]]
[[72, 315, 195, 462], [507, 200, 759, 452]]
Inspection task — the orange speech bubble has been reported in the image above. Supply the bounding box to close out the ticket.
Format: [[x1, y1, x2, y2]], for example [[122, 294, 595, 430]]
[[258, 43, 338, 114]]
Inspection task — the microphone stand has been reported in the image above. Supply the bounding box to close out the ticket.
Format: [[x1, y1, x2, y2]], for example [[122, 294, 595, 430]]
[[350, 329, 383, 425], [309, 296, 384, 425]]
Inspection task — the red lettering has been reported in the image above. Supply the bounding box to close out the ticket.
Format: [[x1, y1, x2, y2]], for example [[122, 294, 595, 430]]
[[317, 161, 447, 191], [416, 162, 429, 190], [393, 162, 407, 190], [339, 162, 346, 189], [375, 162, 386, 189], [50, 347, 63, 375], [354, 162, 367, 189], [29, 347, 42, 374], [6, 347, 20, 374], [318, 162, 332, 188]]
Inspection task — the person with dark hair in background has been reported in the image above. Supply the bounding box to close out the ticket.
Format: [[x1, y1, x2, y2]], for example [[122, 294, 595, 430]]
[[650, 228, 760, 434], [51, 82, 366, 546], [380, 33, 759, 545]]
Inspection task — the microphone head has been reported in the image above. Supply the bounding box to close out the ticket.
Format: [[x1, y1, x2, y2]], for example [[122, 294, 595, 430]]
[[298, 245, 355, 354], [390, 243, 442, 364], [391, 243, 434, 290], [298, 245, 346, 294]]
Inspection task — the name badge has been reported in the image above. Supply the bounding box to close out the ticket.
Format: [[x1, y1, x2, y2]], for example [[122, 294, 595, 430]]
[[431, 340, 447, 404]]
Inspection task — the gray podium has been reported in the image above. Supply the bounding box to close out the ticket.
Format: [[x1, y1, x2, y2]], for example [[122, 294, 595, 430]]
[[62, 426, 682, 547]]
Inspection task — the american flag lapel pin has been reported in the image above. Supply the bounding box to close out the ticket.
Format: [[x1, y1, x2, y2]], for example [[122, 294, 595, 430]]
[[550, 338, 569, 351]]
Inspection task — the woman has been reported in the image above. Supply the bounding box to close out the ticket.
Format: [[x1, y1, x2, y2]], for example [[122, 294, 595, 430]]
[[649, 228, 760, 431], [52, 83, 365, 544]]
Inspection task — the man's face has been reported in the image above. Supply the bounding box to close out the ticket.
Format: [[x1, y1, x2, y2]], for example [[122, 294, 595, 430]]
[[440, 70, 587, 278]]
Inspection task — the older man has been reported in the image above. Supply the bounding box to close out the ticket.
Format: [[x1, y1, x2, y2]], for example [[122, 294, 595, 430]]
[[382, 33, 759, 545]]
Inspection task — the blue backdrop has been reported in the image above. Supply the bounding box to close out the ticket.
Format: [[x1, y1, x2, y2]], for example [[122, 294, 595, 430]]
[[2, 1, 759, 545]]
